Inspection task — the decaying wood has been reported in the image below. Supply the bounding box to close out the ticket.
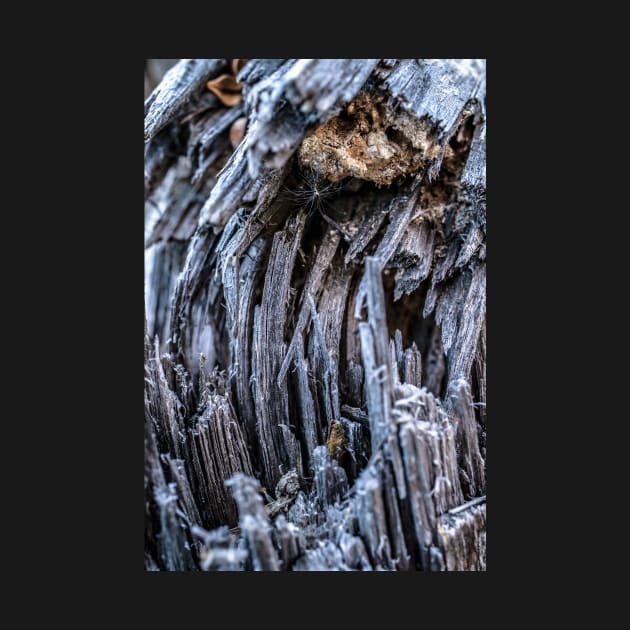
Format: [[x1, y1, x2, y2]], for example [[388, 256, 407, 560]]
[[145, 58, 486, 571], [251, 212, 306, 489], [145, 59, 226, 141]]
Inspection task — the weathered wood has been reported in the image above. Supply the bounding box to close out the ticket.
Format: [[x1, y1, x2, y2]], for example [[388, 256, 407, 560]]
[[144, 58, 486, 571], [277, 230, 340, 383], [192, 392, 253, 527], [392, 218, 436, 301], [145, 332, 197, 570], [144, 59, 226, 141], [379, 59, 485, 179], [307, 261, 352, 431], [226, 473, 280, 571], [145, 413, 197, 571], [245, 59, 380, 177], [251, 212, 306, 489], [222, 236, 267, 449], [292, 334, 321, 461], [353, 192, 420, 319], [447, 379, 485, 499], [438, 502, 486, 571]]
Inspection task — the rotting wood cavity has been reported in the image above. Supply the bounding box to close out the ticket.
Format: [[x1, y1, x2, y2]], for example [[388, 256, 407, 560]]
[[298, 91, 439, 186], [297, 88, 479, 190]]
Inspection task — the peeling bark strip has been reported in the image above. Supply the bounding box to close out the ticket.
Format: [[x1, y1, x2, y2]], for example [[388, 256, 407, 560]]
[[145, 59, 486, 570]]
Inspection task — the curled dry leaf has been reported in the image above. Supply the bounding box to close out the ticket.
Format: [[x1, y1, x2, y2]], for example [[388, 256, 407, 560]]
[[232, 58, 249, 77], [230, 117, 248, 149], [207, 73, 243, 107]]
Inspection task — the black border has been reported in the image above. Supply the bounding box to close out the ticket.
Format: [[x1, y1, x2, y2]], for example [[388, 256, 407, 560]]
[[56, 46, 562, 607]]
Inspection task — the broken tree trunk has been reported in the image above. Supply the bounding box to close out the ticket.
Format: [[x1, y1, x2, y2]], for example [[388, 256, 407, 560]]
[[144, 58, 486, 571]]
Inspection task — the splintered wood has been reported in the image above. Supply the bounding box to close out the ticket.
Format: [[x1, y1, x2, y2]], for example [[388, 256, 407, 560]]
[[144, 58, 486, 570]]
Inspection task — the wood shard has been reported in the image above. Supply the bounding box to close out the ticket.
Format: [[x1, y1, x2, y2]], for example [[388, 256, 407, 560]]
[[145, 59, 226, 141]]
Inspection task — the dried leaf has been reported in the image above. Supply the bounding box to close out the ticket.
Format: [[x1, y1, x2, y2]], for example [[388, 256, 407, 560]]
[[232, 58, 249, 76], [207, 74, 243, 107]]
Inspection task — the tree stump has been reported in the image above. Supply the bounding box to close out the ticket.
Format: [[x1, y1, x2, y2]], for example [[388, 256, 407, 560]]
[[144, 58, 486, 571]]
